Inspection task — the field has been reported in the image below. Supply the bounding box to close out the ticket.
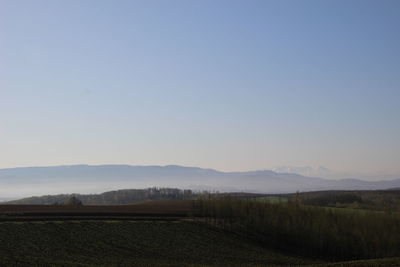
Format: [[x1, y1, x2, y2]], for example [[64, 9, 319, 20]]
[[0, 200, 193, 221], [1, 199, 400, 266], [296, 190, 400, 211], [0, 200, 192, 215], [0, 220, 321, 266]]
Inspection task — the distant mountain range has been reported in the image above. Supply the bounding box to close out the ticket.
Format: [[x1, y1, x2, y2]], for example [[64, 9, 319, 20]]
[[273, 166, 333, 178], [1, 164, 400, 199], [272, 165, 400, 180]]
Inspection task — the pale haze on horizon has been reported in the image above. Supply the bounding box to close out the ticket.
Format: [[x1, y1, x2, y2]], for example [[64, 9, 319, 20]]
[[1, 0, 400, 179]]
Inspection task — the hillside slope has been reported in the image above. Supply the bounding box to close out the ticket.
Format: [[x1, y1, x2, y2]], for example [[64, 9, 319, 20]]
[[0, 220, 320, 266]]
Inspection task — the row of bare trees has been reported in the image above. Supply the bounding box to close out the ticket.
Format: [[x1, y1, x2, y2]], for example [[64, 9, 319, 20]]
[[194, 196, 400, 261]]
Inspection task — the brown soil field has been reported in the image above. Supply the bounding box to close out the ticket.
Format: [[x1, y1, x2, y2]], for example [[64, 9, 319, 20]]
[[0, 200, 193, 217]]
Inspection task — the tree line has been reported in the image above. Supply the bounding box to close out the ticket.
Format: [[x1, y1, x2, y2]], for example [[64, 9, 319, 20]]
[[194, 196, 400, 261], [6, 187, 197, 205]]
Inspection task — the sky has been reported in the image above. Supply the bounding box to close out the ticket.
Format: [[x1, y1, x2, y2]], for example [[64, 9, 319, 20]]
[[1, 0, 400, 177]]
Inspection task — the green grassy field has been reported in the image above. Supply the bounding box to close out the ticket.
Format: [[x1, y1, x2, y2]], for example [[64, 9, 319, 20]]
[[0, 219, 399, 266], [0, 220, 321, 267]]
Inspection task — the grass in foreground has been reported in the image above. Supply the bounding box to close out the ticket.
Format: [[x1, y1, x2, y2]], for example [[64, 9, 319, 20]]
[[0, 220, 320, 266]]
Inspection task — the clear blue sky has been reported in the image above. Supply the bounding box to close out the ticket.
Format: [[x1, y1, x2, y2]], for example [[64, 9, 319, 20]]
[[1, 0, 399, 175]]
